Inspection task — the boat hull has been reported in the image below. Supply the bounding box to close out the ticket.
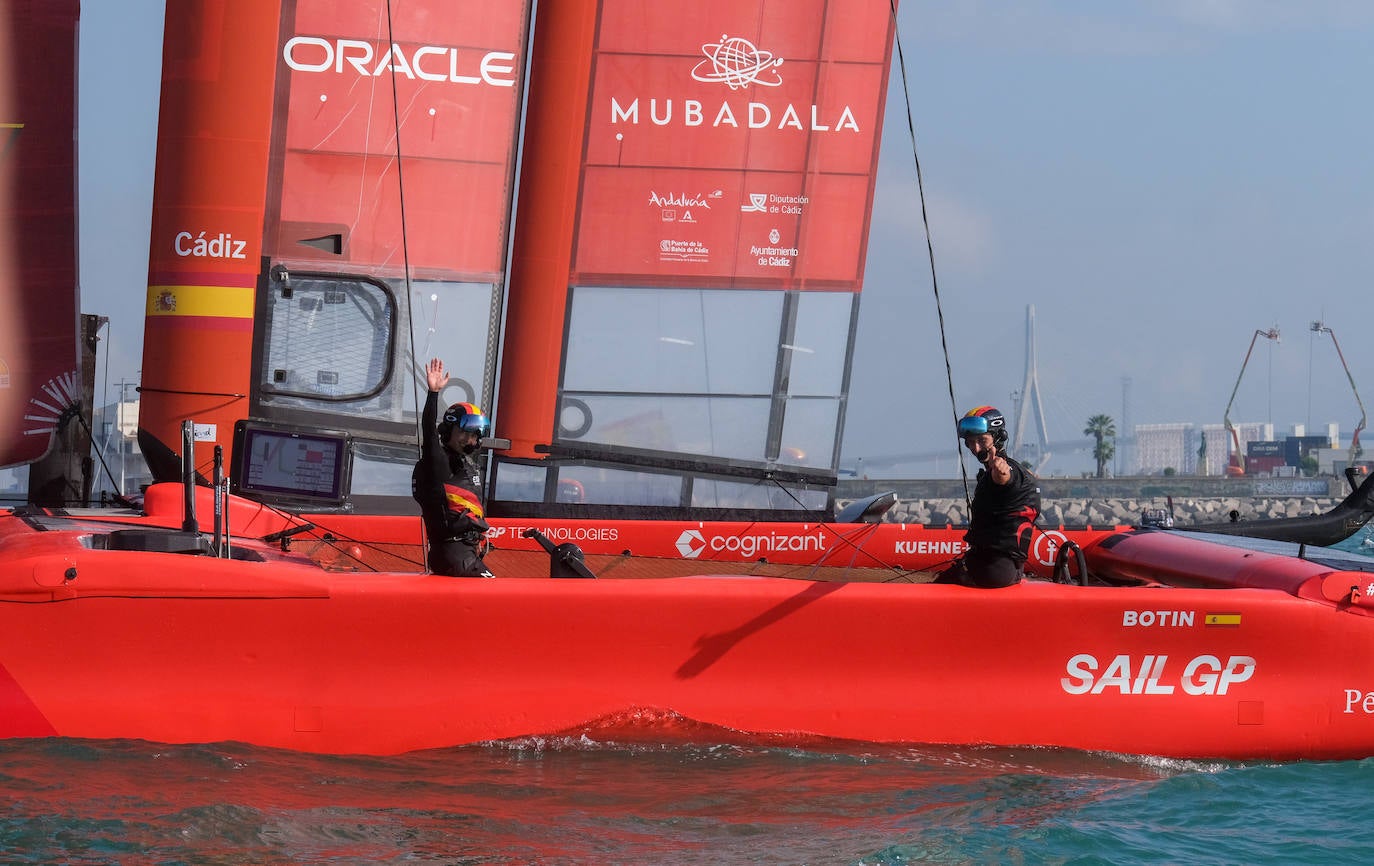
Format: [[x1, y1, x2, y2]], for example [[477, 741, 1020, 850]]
[[0, 513, 1371, 759]]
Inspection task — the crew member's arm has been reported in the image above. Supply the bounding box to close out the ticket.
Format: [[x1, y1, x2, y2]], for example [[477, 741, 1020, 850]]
[[418, 358, 449, 467], [985, 445, 1013, 486], [420, 362, 447, 450]]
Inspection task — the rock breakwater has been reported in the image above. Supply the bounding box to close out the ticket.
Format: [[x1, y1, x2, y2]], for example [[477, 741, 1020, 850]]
[[855, 496, 1341, 528]]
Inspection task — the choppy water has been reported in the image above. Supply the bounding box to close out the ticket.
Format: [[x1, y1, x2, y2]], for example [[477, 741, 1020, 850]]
[[5, 534, 1373, 865], [3, 736, 1371, 865]]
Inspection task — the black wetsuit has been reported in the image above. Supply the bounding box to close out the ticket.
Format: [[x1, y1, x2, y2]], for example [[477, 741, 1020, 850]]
[[412, 390, 492, 577], [938, 455, 1041, 588]]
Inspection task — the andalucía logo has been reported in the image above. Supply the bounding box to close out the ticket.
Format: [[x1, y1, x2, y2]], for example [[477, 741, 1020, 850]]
[[676, 529, 706, 558]]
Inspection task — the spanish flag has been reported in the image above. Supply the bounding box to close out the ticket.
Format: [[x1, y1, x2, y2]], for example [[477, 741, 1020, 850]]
[[1204, 612, 1242, 627]]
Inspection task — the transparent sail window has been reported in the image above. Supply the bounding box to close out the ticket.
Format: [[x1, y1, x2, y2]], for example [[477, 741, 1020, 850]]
[[558, 465, 683, 507], [778, 397, 842, 469], [493, 461, 547, 503], [261, 275, 395, 401], [691, 479, 829, 511], [349, 441, 417, 498], [559, 286, 853, 469], [258, 273, 498, 430], [563, 287, 781, 394], [787, 291, 854, 397], [556, 394, 771, 462]]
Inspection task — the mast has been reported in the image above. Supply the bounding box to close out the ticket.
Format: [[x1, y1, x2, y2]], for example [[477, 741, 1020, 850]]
[[137, 0, 284, 483]]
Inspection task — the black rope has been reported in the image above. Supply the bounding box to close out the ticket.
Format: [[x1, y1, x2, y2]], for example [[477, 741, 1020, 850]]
[[383, 0, 432, 569], [888, 1, 971, 510], [381, 0, 421, 440]]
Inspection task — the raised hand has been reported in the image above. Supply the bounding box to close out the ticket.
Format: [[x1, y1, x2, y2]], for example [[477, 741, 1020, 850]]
[[425, 358, 449, 393]]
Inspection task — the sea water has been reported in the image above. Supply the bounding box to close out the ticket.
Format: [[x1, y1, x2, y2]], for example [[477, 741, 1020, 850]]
[[2, 737, 1371, 865], [6, 536, 1374, 865]]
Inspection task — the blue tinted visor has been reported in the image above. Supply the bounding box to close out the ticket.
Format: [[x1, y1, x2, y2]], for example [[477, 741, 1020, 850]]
[[457, 413, 489, 435], [957, 416, 990, 437], [444, 406, 490, 436]]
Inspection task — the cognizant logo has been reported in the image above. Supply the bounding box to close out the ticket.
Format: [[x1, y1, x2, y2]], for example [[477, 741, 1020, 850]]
[[675, 528, 827, 560]]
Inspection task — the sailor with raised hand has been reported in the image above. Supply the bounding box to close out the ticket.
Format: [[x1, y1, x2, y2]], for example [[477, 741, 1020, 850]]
[[934, 405, 1041, 588], [412, 358, 495, 577]]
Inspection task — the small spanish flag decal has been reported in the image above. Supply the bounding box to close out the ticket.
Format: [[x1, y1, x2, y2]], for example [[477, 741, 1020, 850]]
[[1205, 612, 1242, 627]]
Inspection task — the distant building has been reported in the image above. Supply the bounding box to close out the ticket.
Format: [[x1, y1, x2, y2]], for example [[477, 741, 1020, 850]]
[[1133, 423, 1196, 475], [1199, 423, 1229, 476], [91, 398, 150, 499], [1134, 421, 1274, 476], [1224, 421, 1272, 474]]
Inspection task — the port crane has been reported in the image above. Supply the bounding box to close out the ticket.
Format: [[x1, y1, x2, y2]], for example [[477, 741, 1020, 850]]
[[1222, 327, 1280, 476], [1311, 320, 1367, 471]]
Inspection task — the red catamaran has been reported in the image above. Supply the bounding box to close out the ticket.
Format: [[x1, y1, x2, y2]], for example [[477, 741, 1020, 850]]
[[0, 0, 1373, 761]]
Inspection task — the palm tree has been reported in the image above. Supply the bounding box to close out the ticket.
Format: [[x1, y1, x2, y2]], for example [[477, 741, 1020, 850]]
[[1084, 414, 1116, 478]]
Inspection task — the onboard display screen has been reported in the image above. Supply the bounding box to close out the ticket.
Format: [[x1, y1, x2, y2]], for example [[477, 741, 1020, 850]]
[[233, 423, 350, 503]]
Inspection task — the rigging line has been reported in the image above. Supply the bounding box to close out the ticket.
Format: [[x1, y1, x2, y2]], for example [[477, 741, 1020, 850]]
[[383, 0, 420, 441], [888, 1, 971, 509], [249, 497, 425, 571], [383, 0, 431, 566], [757, 475, 913, 578]]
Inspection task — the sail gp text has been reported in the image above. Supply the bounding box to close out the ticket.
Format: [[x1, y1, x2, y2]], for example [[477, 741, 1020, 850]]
[[1061, 653, 1255, 695]]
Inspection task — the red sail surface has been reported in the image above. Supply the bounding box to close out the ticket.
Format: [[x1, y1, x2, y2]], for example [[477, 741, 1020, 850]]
[[141, 0, 530, 478], [268, 1, 528, 278], [576, 5, 891, 289], [0, 0, 79, 469]]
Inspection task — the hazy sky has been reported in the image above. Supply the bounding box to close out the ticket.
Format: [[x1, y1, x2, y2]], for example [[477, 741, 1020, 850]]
[[78, 2, 1374, 479]]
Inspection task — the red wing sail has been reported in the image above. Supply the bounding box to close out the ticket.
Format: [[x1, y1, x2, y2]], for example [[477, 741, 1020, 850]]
[[0, 0, 80, 469]]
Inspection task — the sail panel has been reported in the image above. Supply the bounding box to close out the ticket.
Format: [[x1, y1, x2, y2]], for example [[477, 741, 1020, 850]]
[[0, 0, 79, 469], [496, 0, 893, 515], [272, 0, 527, 278], [574, 4, 890, 290], [142, 0, 531, 488]]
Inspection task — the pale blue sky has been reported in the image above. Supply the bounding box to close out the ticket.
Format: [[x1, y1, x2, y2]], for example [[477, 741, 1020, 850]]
[[78, 2, 1374, 478]]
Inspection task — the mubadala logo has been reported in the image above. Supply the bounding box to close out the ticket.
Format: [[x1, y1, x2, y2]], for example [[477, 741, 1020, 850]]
[[691, 35, 783, 90], [676, 529, 706, 558], [607, 34, 859, 134]]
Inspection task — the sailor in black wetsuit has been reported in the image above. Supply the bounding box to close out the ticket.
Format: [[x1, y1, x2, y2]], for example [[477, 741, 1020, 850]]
[[935, 405, 1041, 588], [412, 358, 494, 578]]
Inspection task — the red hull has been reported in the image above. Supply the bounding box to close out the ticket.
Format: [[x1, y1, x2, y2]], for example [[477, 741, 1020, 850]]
[[2, 488, 1372, 760]]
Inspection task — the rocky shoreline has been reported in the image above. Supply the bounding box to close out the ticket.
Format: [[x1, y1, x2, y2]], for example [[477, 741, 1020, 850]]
[[856, 496, 1342, 528]]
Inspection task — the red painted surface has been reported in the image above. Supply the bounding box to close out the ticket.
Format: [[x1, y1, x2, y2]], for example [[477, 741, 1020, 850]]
[[140, 0, 283, 473], [575, 0, 892, 288], [270, 0, 529, 277], [1, 497, 1372, 760], [0, 0, 79, 468]]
